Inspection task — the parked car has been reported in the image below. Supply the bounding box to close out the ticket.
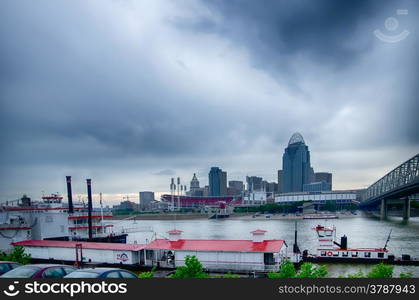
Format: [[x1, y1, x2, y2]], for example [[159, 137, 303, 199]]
[[1, 264, 76, 278], [0, 261, 22, 276], [64, 268, 137, 278]]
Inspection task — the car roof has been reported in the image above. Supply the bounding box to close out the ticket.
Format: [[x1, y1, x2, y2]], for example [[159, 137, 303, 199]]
[[75, 268, 130, 274], [22, 264, 71, 268]]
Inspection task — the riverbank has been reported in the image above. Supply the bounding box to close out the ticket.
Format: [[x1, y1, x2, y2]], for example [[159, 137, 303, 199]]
[[111, 212, 362, 220]]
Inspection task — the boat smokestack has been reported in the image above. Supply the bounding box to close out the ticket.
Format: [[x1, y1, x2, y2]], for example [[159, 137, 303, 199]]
[[66, 176, 74, 214], [340, 235, 347, 250], [293, 221, 300, 253], [86, 179, 93, 241]]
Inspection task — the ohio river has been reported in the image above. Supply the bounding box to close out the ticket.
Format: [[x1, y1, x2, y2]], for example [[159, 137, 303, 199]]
[[111, 216, 419, 277]]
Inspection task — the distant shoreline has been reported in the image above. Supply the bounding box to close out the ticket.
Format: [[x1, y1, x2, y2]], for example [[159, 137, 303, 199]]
[[111, 212, 362, 221]]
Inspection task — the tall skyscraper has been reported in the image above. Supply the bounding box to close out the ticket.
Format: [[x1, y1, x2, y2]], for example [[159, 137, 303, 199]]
[[282, 132, 312, 193], [139, 191, 154, 211], [209, 167, 227, 196], [246, 176, 263, 191], [228, 180, 244, 195], [277, 170, 283, 193]]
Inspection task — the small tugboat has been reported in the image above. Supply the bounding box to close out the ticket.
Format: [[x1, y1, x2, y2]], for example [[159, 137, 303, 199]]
[[303, 224, 419, 265], [208, 201, 231, 219]]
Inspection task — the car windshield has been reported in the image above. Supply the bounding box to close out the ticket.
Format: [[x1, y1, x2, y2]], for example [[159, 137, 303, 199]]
[[65, 271, 100, 278], [1, 266, 40, 278], [0, 264, 9, 273]]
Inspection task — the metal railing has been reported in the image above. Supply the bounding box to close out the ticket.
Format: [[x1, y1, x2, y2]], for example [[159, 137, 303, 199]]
[[362, 154, 419, 202]]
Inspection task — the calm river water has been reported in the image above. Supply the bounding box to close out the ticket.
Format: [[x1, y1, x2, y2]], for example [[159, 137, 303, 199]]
[[110, 216, 419, 277]]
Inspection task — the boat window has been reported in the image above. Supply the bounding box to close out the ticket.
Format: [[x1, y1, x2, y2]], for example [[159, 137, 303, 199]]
[[364, 252, 371, 258], [264, 253, 275, 264], [325, 231, 332, 236], [320, 251, 326, 256], [351, 252, 358, 257], [342, 252, 349, 257], [146, 250, 154, 260], [377, 252, 384, 258], [333, 252, 339, 257]]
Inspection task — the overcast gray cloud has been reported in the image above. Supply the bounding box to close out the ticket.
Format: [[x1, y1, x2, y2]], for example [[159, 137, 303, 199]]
[[0, 0, 418, 204]]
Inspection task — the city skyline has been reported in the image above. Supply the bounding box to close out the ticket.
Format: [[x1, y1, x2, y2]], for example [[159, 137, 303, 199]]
[[1, 1, 418, 204]]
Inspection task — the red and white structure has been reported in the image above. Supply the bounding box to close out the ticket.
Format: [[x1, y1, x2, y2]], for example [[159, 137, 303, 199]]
[[12, 229, 288, 273], [12, 240, 145, 265], [143, 229, 287, 272]]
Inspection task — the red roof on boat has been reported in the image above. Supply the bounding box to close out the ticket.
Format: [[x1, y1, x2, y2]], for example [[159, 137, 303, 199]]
[[145, 239, 285, 252], [12, 240, 145, 251]]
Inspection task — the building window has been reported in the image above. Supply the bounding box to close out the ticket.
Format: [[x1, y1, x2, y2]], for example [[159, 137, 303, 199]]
[[145, 250, 154, 260]]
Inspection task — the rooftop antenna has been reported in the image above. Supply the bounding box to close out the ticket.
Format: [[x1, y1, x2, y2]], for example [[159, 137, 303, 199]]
[[383, 229, 392, 250]]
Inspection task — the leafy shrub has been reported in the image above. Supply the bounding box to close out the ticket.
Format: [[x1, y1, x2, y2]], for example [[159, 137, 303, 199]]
[[171, 255, 208, 278], [268, 260, 327, 278], [0, 246, 31, 264]]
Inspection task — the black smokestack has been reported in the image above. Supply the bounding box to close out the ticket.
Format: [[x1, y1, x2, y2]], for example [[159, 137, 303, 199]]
[[340, 235, 348, 250], [66, 176, 74, 214], [293, 221, 300, 253], [86, 179, 93, 241]]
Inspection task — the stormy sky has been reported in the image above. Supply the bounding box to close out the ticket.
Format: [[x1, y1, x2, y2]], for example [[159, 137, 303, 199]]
[[0, 0, 418, 204]]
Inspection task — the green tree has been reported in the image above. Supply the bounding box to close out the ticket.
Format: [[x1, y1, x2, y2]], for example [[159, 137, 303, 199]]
[[366, 263, 393, 278], [296, 263, 328, 278], [268, 260, 296, 278], [346, 269, 365, 278], [268, 261, 327, 278], [171, 256, 208, 278], [138, 267, 155, 278], [1, 246, 31, 264]]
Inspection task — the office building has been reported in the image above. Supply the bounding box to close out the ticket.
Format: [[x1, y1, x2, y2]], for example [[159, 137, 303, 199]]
[[303, 181, 332, 192], [315, 172, 333, 187], [209, 167, 227, 196], [282, 132, 312, 193], [277, 170, 283, 193], [139, 191, 155, 211], [246, 176, 263, 192], [228, 180, 244, 195]]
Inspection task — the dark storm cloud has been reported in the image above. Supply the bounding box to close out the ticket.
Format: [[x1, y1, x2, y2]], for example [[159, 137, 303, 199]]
[[176, 0, 419, 147], [182, 0, 376, 68], [0, 0, 418, 200]]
